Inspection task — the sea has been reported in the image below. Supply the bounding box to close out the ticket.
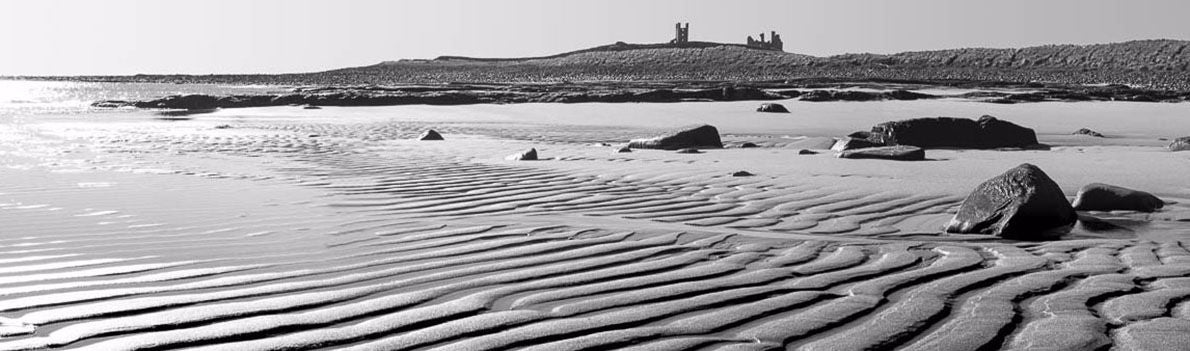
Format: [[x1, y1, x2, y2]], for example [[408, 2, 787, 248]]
[[0, 79, 288, 117]]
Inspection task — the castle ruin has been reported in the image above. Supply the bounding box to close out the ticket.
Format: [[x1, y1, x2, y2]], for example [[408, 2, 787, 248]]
[[747, 31, 784, 51], [670, 23, 690, 44]]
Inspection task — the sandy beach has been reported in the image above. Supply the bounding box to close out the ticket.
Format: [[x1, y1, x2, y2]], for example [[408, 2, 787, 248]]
[[0, 95, 1188, 350]]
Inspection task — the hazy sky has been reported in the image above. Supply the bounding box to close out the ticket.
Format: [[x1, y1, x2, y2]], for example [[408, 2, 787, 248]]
[[2, 0, 1188, 75]]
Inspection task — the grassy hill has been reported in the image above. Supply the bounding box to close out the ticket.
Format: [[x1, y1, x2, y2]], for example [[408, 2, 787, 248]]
[[21, 39, 1190, 90]]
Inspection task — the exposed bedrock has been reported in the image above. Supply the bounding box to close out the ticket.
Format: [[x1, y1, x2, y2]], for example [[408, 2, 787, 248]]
[[830, 137, 884, 151], [945, 163, 1077, 240], [1071, 183, 1164, 212], [867, 115, 1039, 149], [628, 124, 723, 150], [1072, 128, 1105, 137], [836, 145, 926, 161]]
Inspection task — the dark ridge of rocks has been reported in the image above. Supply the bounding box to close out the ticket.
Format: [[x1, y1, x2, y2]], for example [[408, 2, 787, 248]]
[[506, 148, 538, 161], [756, 103, 790, 113], [1072, 128, 1105, 137], [628, 125, 723, 150], [1170, 137, 1190, 151], [867, 115, 1038, 149], [418, 130, 444, 141], [1071, 183, 1164, 212], [830, 137, 885, 151], [945, 163, 1077, 240], [798, 89, 940, 102], [836, 145, 925, 161]]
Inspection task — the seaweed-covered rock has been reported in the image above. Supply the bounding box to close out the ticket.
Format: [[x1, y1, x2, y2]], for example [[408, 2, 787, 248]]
[[869, 115, 1038, 149], [506, 148, 538, 161], [1170, 137, 1190, 151], [756, 103, 790, 113], [628, 124, 723, 150], [418, 130, 444, 141], [945, 163, 1076, 240], [1072, 183, 1164, 212], [836, 145, 925, 161]]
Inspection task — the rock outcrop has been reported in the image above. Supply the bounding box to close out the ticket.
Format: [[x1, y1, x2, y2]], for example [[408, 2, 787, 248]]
[[945, 163, 1077, 240], [418, 130, 444, 141], [836, 145, 925, 161], [1072, 183, 1164, 212], [628, 124, 723, 150], [756, 103, 790, 113], [868, 115, 1038, 149], [506, 148, 538, 161], [1170, 137, 1190, 151]]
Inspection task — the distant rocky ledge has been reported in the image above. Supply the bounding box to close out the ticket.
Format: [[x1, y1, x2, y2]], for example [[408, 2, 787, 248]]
[[91, 81, 1190, 110]]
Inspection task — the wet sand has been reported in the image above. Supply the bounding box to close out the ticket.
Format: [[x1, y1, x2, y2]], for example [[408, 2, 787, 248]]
[[2, 99, 1190, 350]]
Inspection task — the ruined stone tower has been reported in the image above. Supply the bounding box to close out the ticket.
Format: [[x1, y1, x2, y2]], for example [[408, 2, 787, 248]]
[[746, 30, 783, 51], [670, 23, 689, 44]]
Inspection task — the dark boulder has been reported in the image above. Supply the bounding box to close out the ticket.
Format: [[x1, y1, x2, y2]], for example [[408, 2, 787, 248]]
[[944, 163, 1076, 240], [756, 103, 790, 113], [798, 149, 817, 155], [301, 105, 321, 110], [836, 145, 925, 161], [137, 94, 221, 109], [418, 130, 444, 141], [1072, 183, 1163, 212], [628, 124, 723, 150], [738, 142, 759, 148], [731, 171, 754, 177], [830, 137, 885, 151], [868, 115, 1038, 149], [1170, 137, 1190, 151], [846, 131, 873, 139], [613, 146, 632, 153], [506, 148, 538, 161]]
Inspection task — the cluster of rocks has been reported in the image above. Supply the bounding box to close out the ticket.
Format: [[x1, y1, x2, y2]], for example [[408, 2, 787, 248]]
[[824, 115, 1045, 161], [1170, 136, 1190, 151], [945, 163, 1164, 240]]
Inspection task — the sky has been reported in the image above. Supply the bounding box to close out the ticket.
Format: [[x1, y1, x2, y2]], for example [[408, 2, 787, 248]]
[[1, 0, 1188, 75]]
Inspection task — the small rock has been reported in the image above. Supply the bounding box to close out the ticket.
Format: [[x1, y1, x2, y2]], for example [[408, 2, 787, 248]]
[[846, 131, 872, 139], [1170, 137, 1190, 151], [613, 146, 632, 153], [301, 105, 321, 110], [738, 142, 759, 148], [836, 145, 925, 161], [213, 124, 232, 129], [675, 148, 702, 154], [830, 137, 884, 151], [1072, 128, 1105, 137], [756, 103, 790, 113], [944, 163, 1076, 240], [1072, 183, 1163, 212], [418, 130, 445, 141], [731, 171, 754, 177], [506, 148, 538, 161], [798, 149, 817, 155]]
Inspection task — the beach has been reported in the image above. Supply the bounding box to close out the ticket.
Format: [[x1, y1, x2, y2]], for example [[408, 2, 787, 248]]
[[2, 83, 1190, 350]]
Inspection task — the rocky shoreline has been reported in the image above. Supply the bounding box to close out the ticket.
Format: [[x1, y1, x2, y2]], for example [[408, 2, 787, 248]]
[[91, 81, 1190, 110]]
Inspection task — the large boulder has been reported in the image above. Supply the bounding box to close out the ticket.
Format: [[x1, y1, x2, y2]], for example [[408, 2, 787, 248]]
[[1072, 183, 1164, 212], [1170, 137, 1190, 151], [944, 163, 1076, 240], [628, 124, 723, 150], [868, 115, 1038, 149], [756, 103, 790, 113], [837, 145, 925, 161]]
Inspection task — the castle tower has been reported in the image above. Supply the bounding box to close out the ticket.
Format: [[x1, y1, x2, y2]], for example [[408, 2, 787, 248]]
[[672, 22, 689, 44]]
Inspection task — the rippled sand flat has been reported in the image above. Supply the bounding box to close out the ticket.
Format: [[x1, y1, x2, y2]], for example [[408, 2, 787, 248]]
[[2, 100, 1190, 350]]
